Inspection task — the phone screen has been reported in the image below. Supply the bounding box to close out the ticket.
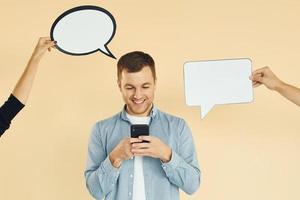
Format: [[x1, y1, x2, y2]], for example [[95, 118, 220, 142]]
[[130, 124, 149, 142]]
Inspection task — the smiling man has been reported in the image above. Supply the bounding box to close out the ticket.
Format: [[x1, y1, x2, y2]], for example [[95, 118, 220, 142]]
[[85, 51, 201, 200]]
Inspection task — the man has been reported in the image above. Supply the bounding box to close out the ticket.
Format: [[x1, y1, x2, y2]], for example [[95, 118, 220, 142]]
[[251, 66, 300, 106], [0, 37, 56, 137], [85, 51, 200, 200]]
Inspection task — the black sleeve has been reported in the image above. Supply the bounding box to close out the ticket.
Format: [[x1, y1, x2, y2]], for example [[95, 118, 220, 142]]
[[0, 94, 25, 137]]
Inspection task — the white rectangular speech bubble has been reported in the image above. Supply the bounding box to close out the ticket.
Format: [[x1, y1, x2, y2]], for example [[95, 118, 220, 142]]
[[184, 58, 253, 119]]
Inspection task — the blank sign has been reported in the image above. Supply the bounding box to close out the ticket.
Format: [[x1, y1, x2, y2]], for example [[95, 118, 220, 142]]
[[184, 58, 253, 119]]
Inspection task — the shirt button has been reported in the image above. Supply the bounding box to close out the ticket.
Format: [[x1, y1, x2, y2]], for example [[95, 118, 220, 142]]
[[130, 174, 133, 178], [128, 192, 132, 196]]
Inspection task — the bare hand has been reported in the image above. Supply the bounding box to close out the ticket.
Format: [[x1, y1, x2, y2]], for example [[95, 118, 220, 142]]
[[31, 37, 56, 61], [250, 66, 284, 91], [131, 136, 172, 163], [109, 137, 142, 168]]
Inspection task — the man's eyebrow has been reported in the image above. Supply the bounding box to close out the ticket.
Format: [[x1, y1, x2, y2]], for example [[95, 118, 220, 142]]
[[124, 83, 152, 87], [124, 84, 134, 87]]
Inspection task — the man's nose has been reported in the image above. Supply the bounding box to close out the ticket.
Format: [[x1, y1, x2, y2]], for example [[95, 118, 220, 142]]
[[133, 88, 142, 99]]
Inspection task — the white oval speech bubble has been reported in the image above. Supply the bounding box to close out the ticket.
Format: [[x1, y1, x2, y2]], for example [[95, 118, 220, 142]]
[[50, 5, 116, 59]]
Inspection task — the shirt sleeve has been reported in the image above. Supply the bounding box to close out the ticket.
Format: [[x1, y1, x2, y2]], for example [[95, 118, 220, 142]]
[[0, 94, 25, 137], [161, 119, 201, 195], [84, 122, 121, 199]]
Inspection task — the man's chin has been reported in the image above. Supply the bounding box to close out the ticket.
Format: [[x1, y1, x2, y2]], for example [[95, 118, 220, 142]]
[[131, 109, 148, 115], [127, 105, 151, 116]]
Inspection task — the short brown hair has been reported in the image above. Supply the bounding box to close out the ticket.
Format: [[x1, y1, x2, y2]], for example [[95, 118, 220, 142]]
[[117, 51, 156, 81]]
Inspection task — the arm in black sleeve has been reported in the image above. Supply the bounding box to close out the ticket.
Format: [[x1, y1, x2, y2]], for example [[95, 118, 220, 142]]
[[0, 94, 25, 137]]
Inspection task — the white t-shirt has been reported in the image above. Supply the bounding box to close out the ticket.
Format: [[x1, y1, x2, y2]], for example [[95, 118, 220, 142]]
[[126, 113, 150, 200]]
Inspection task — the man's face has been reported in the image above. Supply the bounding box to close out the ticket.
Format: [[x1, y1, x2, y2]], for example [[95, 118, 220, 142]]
[[118, 66, 156, 117]]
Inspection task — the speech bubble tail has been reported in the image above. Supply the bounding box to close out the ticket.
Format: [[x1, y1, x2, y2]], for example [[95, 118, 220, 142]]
[[99, 45, 116, 59], [200, 104, 214, 119]]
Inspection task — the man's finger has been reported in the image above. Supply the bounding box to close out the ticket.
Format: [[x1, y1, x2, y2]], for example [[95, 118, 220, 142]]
[[126, 151, 134, 158], [130, 137, 143, 143], [138, 135, 152, 142], [132, 142, 150, 149], [132, 148, 149, 154]]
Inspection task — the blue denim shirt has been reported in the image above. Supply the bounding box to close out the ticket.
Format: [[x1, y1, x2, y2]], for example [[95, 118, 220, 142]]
[[85, 106, 201, 200]]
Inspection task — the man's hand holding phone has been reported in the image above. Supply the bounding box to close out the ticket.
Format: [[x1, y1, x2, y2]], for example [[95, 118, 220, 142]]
[[109, 137, 142, 168], [109, 124, 172, 168], [130, 124, 172, 163]]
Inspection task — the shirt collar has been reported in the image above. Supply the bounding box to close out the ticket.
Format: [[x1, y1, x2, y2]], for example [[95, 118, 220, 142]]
[[120, 104, 158, 122]]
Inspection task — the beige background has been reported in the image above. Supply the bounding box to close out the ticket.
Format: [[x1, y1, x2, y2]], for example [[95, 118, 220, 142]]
[[1, 0, 300, 199]]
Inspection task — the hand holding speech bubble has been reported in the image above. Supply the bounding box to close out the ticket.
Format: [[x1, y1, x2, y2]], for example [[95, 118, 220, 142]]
[[184, 59, 253, 119], [50, 5, 116, 59]]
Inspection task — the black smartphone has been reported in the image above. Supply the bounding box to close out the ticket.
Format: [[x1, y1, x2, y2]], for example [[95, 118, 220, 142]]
[[131, 124, 149, 142]]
